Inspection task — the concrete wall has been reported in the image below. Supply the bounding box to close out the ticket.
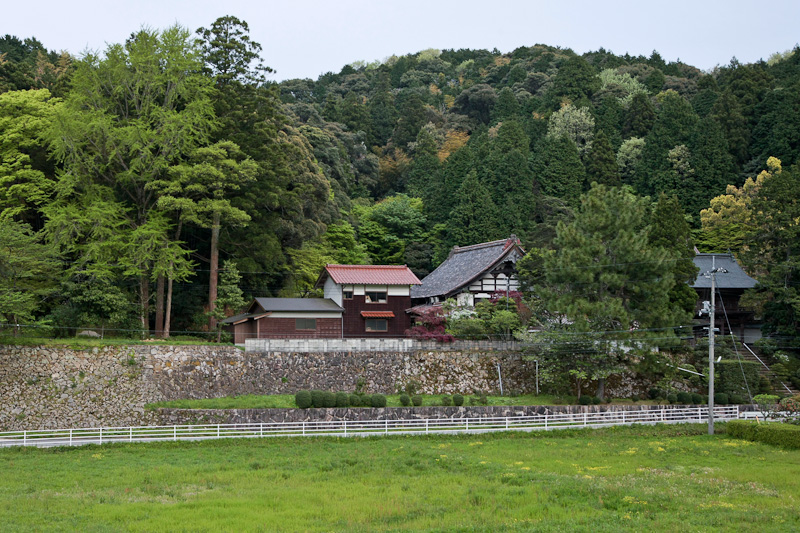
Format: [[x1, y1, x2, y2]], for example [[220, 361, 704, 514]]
[[246, 338, 522, 352]]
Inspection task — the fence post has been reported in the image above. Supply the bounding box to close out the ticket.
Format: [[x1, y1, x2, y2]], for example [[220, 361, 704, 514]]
[[584, 412, 587, 426], [545, 414, 548, 429], [302, 422, 305, 436], [129, 427, 133, 442], [174, 425, 177, 441], [506, 417, 509, 430], [385, 419, 388, 434], [260, 423, 263, 437], [69, 428, 73, 446], [661, 409, 664, 422], [99, 427, 103, 445], [426, 419, 429, 434], [698, 407, 702, 422], [23, 430, 26, 446], [344, 421, 347, 437], [466, 418, 469, 432], [217, 425, 220, 438], [622, 411, 625, 424]]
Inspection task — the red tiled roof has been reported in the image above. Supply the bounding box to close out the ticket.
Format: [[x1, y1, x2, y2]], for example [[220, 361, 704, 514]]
[[361, 311, 395, 318], [319, 265, 422, 286]]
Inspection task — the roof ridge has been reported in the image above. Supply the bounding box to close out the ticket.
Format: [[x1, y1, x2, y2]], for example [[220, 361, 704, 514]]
[[453, 239, 508, 253], [326, 264, 408, 268]]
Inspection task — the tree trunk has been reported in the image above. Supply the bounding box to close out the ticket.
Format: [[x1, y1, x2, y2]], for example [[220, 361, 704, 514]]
[[155, 273, 165, 338], [140, 275, 149, 337], [208, 212, 220, 332], [163, 221, 183, 340], [164, 272, 173, 339], [597, 378, 606, 401]]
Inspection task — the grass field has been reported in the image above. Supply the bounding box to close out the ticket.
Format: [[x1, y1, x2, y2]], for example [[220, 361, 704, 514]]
[[2, 424, 799, 532]]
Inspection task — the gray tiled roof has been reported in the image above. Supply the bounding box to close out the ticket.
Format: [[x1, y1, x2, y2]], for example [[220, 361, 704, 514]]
[[251, 298, 344, 313], [692, 253, 757, 289], [411, 237, 522, 299]]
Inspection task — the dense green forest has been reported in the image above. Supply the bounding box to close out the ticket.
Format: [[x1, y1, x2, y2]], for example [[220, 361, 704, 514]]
[[1, 16, 799, 342]]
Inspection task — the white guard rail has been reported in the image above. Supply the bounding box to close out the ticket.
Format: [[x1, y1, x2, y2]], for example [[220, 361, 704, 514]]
[[0, 406, 744, 448]]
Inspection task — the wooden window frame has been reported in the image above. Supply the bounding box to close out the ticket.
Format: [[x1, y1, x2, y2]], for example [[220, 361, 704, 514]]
[[365, 290, 387, 304], [295, 318, 317, 331], [365, 318, 388, 332]]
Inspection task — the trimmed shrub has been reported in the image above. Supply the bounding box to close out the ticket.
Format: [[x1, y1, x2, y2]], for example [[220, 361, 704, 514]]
[[631, 395, 640, 402], [322, 391, 336, 408], [578, 395, 592, 405], [691, 393, 703, 404], [666, 394, 678, 404], [441, 395, 452, 406], [310, 390, 325, 408], [714, 393, 729, 405], [335, 392, 349, 408], [371, 393, 387, 408], [453, 394, 464, 406], [676, 392, 692, 404], [591, 396, 602, 405], [728, 394, 744, 405], [349, 393, 362, 407], [399, 394, 411, 406], [412, 394, 423, 407], [648, 388, 663, 400], [295, 390, 312, 409], [728, 420, 800, 449]]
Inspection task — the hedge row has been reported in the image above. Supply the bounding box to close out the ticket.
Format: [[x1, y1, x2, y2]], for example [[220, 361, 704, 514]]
[[727, 420, 800, 449]]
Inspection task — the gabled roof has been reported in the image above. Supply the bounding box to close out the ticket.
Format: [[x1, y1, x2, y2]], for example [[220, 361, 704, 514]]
[[692, 253, 757, 290], [315, 264, 422, 287], [411, 236, 524, 299], [250, 298, 344, 313]]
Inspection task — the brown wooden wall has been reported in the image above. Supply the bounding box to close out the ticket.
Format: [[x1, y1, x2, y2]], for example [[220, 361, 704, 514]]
[[342, 295, 412, 337], [259, 318, 341, 339]]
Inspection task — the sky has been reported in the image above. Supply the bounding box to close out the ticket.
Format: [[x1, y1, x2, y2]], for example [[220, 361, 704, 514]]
[[4, 0, 800, 81]]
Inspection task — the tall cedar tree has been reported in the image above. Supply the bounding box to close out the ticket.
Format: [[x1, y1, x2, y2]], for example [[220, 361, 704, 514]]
[[531, 136, 586, 205], [447, 171, 500, 247], [586, 130, 620, 186]]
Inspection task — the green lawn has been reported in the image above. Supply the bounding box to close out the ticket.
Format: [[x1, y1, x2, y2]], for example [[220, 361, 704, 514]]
[[1, 424, 798, 532]]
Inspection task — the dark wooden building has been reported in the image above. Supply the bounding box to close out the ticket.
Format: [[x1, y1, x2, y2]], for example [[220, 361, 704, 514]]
[[315, 264, 422, 338], [692, 253, 759, 342], [222, 265, 421, 342]]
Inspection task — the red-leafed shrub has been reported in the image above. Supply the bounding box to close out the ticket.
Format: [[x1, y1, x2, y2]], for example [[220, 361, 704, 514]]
[[406, 307, 454, 342]]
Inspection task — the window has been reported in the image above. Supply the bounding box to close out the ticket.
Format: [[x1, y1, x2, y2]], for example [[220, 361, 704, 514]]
[[343, 290, 353, 300], [295, 318, 316, 331], [365, 319, 388, 332], [365, 291, 387, 303]]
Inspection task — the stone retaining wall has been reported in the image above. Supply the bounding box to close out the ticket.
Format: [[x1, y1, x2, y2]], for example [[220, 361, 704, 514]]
[[0, 344, 537, 430]]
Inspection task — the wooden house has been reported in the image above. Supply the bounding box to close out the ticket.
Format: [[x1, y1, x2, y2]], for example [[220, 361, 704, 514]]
[[222, 264, 421, 342], [315, 264, 422, 337], [411, 236, 525, 307]]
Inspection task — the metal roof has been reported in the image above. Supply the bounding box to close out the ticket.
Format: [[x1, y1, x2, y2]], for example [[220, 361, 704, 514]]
[[250, 298, 344, 313], [411, 236, 524, 299], [361, 311, 395, 318], [316, 264, 422, 287], [691, 253, 757, 289]]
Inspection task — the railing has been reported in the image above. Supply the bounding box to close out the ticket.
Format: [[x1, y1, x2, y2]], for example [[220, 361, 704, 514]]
[[0, 406, 742, 448], [743, 343, 795, 394]]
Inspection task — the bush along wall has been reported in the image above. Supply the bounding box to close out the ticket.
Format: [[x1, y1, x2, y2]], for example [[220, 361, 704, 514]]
[[727, 420, 800, 449], [717, 361, 761, 398]]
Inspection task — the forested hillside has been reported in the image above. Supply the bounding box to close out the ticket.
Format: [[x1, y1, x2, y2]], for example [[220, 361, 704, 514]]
[[1, 16, 799, 340]]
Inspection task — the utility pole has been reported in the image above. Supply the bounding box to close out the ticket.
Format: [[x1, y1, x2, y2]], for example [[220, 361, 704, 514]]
[[708, 269, 716, 435], [706, 265, 727, 435]]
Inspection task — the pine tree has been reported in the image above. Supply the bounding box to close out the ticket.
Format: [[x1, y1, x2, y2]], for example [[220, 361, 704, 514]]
[[531, 136, 586, 205]]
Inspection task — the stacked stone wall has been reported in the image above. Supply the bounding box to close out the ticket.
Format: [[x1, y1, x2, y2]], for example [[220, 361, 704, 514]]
[[0, 344, 537, 430]]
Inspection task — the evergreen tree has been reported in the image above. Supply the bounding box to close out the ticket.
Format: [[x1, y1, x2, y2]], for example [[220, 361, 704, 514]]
[[622, 92, 656, 138], [586, 130, 620, 186], [710, 90, 749, 167], [531, 136, 586, 205], [546, 55, 600, 108], [491, 87, 521, 122], [447, 171, 500, 246], [649, 194, 699, 314]]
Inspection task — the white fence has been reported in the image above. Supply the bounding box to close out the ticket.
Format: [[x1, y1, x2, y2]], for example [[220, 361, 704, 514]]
[[0, 406, 743, 448]]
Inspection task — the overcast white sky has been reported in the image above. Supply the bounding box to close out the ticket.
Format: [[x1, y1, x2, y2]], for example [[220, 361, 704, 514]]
[[4, 1, 799, 81]]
